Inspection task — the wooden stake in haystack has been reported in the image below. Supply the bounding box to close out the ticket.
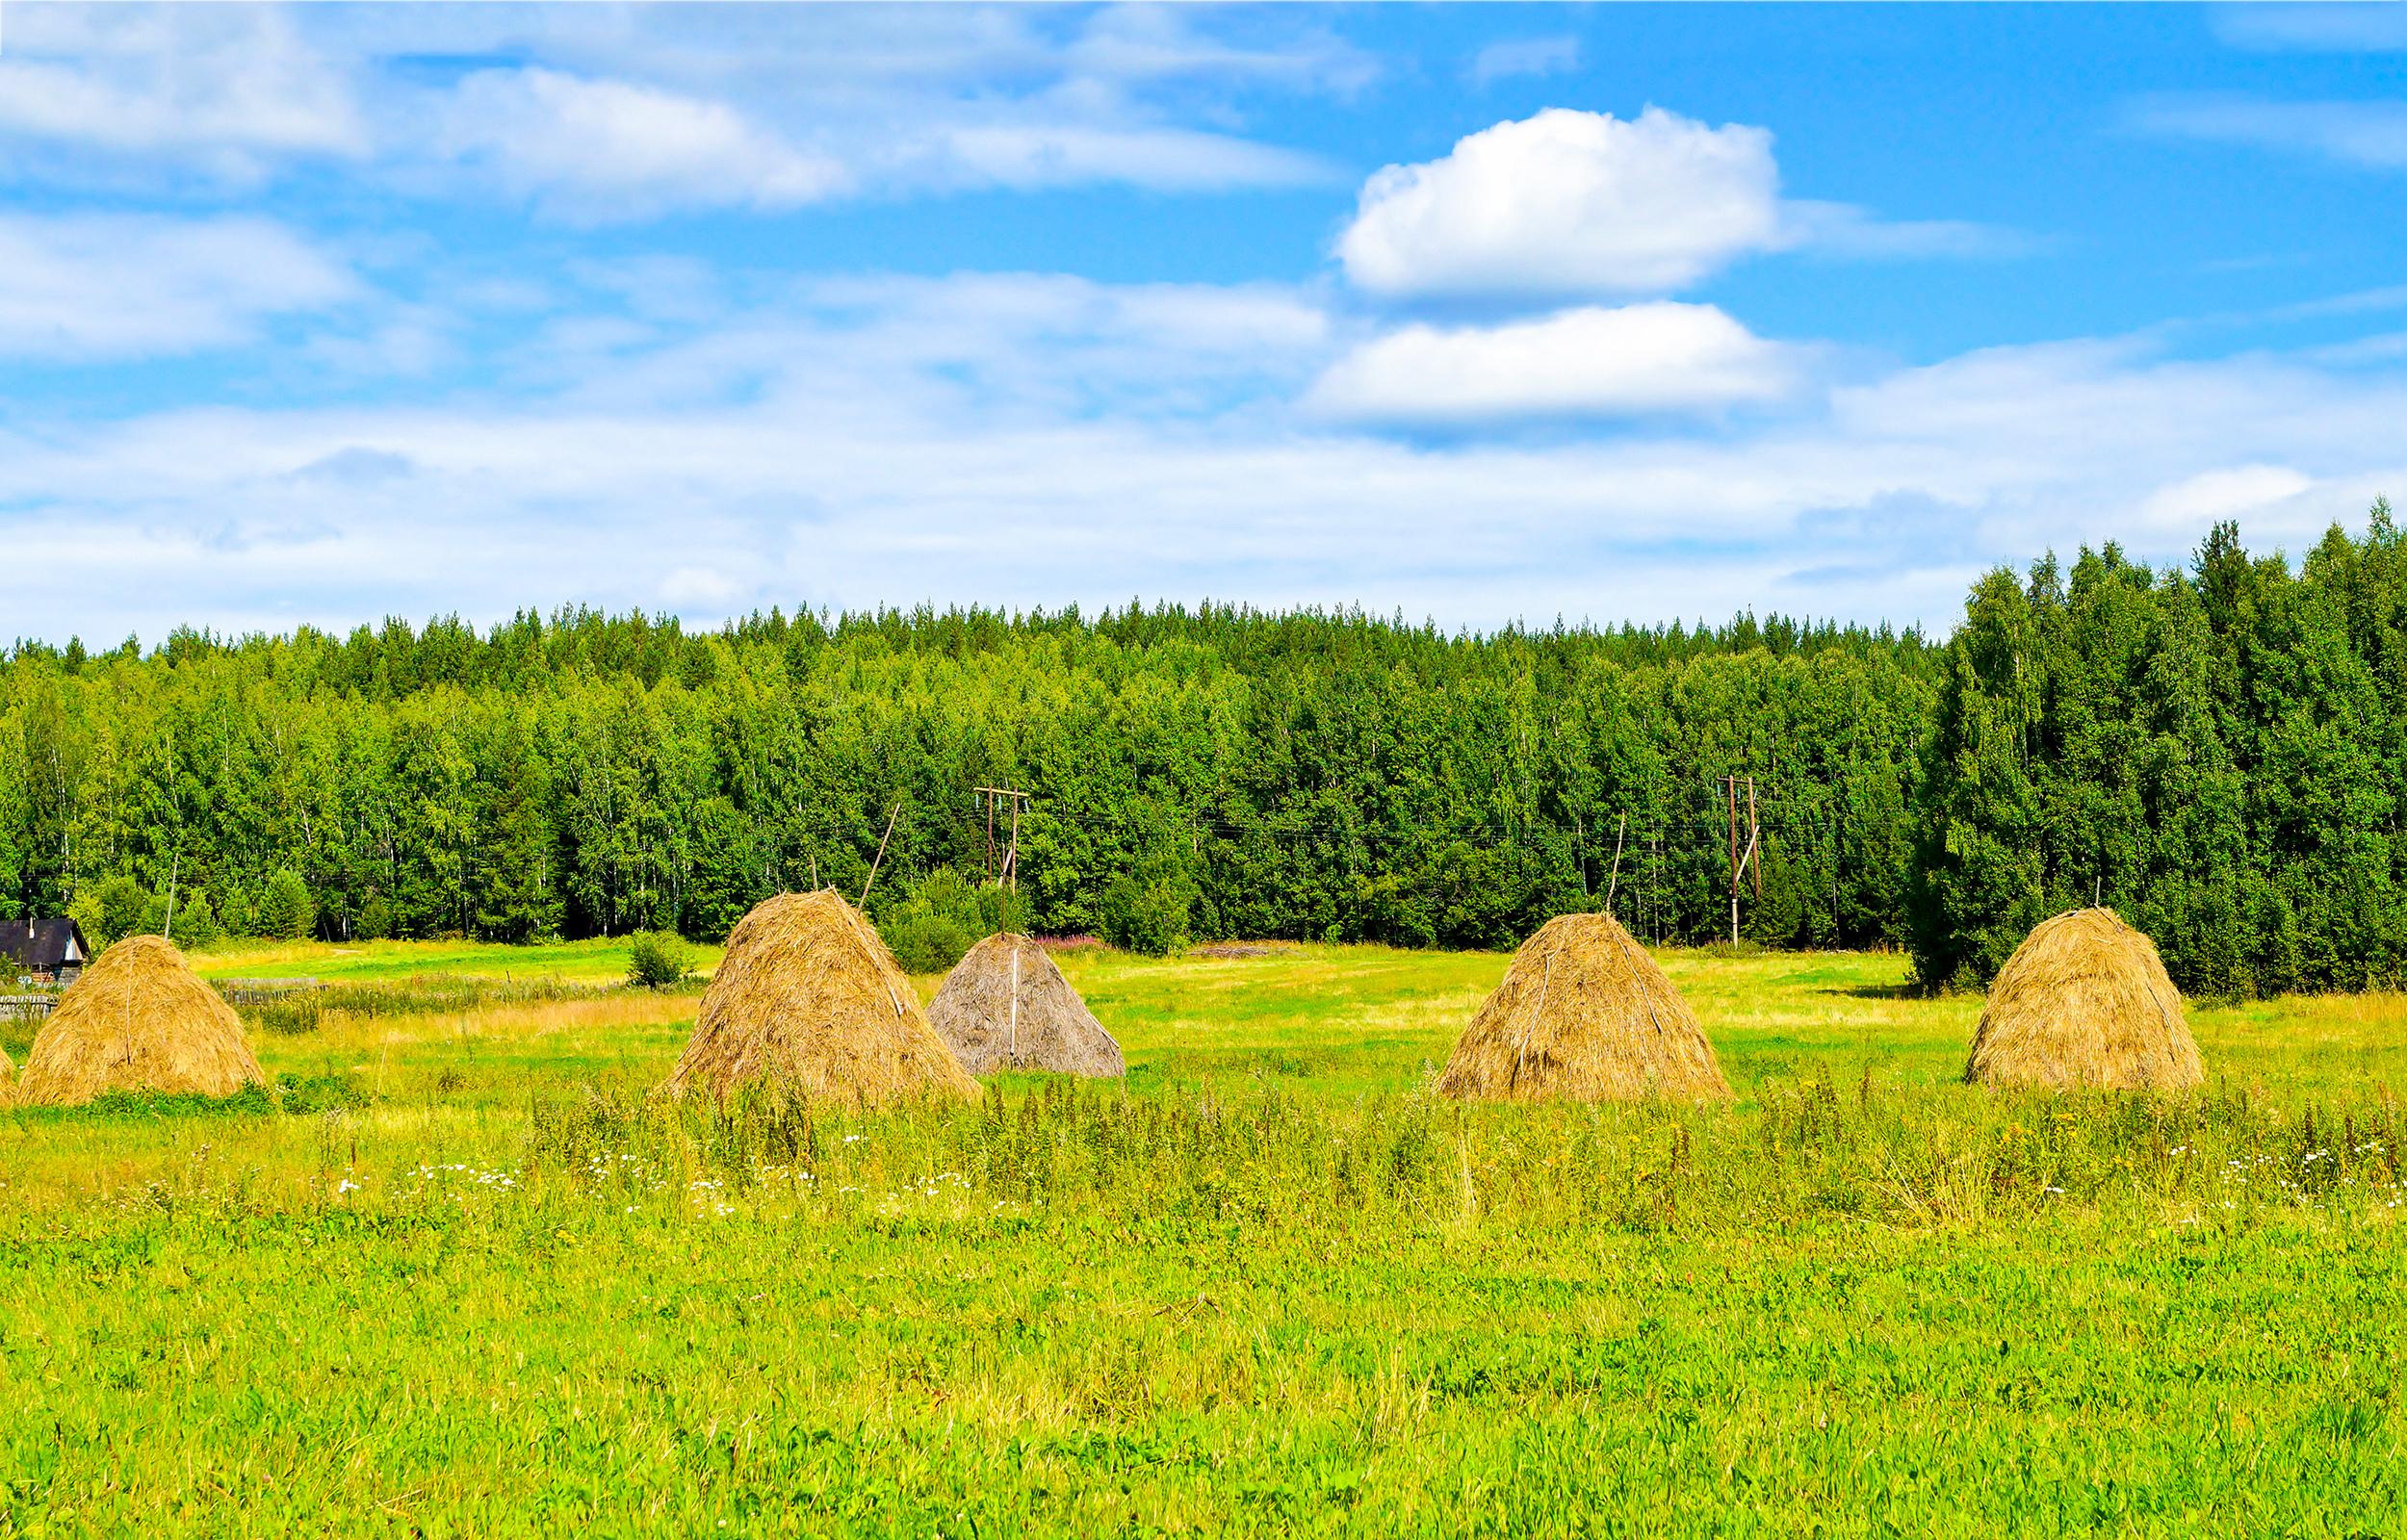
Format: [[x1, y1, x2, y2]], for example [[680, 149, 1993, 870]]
[[13, 935, 265, 1106], [927, 934, 1125, 1078], [660, 889, 977, 1109], [1437, 911, 1731, 1103], [1964, 907, 2204, 1091]]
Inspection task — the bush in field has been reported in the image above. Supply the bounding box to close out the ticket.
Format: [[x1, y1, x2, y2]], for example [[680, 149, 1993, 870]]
[[626, 930, 695, 989], [877, 868, 1028, 974], [1101, 866, 1193, 957]]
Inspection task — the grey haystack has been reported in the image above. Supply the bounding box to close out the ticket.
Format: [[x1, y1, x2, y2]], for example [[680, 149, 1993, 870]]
[[928, 933, 1125, 1077]]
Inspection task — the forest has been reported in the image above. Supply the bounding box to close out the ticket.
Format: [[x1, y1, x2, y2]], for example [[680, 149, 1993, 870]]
[[0, 506, 2398, 996]]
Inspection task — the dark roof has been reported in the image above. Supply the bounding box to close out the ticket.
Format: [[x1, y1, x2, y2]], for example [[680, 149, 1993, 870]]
[[0, 917, 89, 971]]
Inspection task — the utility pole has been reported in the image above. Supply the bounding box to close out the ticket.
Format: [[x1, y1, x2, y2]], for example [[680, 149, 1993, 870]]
[[1724, 776, 1760, 945], [975, 786, 1031, 891]]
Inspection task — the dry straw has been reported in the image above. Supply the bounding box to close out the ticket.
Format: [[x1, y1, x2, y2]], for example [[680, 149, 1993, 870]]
[[929, 933, 1125, 1077], [1965, 907, 2204, 1091], [661, 888, 978, 1108], [1439, 911, 1731, 1102], [13, 935, 265, 1106]]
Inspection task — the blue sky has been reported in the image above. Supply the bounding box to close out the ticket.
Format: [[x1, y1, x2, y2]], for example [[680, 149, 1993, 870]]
[[2, 2, 2405, 643]]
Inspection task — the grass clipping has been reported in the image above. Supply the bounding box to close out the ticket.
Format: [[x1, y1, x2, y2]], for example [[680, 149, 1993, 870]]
[[13, 935, 265, 1106], [929, 933, 1125, 1077], [1439, 911, 1731, 1103], [662, 889, 978, 1108], [1965, 907, 2204, 1091]]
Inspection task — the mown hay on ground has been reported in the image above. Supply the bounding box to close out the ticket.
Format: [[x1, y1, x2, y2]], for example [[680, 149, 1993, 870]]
[[928, 933, 1124, 1077], [1438, 911, 1731, 1102], [661, 889, 978, 1108], [13, 935, 265, 1106], [1965, 907, 2204, 1091]]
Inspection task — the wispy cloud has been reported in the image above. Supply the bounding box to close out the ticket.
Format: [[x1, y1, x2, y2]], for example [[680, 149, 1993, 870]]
[[1468, 37, 1582, 90], [0, 214, 357, 359], [2213, 5, 2407, 52], [436, 68, 849, 220], [2137, 95, 2407, 170], [4, 273, 2402, 641]]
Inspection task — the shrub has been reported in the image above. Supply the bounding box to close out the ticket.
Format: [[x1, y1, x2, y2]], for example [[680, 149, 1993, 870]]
[[626, 930, 695, 989], [1101, 870, 1193, 957], [876, 867, 1028, 974]]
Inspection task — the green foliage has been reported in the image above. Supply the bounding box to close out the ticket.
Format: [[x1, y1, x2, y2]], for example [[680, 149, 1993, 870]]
[[1912, 505, 2407, 994], [257, 870, 317, 941], [68, 874, 151, 950], [624, 930, 694, 989], [1102, 863, 1194, 957], [167, 888, 222, 949], [1, 508, 2402, 995], [875, 866, 1027, 973], [354, 894, 396, 941]]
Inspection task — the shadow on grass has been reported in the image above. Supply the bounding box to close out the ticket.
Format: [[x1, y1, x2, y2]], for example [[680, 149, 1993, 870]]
[[1818, 983, 1928, 1001]]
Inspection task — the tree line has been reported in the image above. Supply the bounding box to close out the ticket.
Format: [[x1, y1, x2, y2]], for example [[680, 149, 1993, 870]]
[[0, 506, 2397, 994]]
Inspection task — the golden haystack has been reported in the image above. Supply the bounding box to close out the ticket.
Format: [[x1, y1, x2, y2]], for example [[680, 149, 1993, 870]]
[[1965, 907, 2204, 1091], [1438, 911, 1731, 1102], [661, 889, 978, 1108], [13, 935, 265, 1106], [928, 933, 1125, 1077]]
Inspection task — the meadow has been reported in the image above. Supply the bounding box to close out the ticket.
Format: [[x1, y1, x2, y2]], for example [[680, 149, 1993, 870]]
[[5, 940, 2406, 1536]]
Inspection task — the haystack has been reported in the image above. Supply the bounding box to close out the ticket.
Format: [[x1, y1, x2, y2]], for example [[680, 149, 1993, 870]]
[[1965, 907, 2203, 1091], [1438, 911, 1731, 1102], [13, 935, 265, 1106], [661, 889, 978, 1108], [928, 933, 1124, 1077]]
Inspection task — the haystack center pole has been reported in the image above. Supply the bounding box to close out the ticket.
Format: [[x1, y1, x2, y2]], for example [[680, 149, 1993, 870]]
[[1009, 942, 1021, 1061], [861, 798, 904, 906], [1605, 812, 1627, 914]]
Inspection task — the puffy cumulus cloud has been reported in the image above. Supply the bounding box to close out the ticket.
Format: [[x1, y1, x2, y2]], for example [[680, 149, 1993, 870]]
[[1337, 108, 1785, 297], [1307, 303, 1800, 424], [437, 68, 849, 220], [0, 215, 357, 359]]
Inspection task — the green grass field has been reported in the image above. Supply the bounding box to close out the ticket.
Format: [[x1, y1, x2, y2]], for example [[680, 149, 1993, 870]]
[[5, 941, 2406, 1536]]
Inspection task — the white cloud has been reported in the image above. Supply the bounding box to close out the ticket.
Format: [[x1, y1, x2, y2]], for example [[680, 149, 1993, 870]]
[[934, 124, 1334, 192], [1338, 108, 1785, 297], [437, 68, 849, 220], [0, 6, 364, 178], [8, 274, 2404, 644], [0, 215, 356, 359], [2214, 6, 2407, 52], [1469, 37, 1583, 89], [2138, 96, 2407, 170], [1307, 303, 1800, 424], [2138, 465, 2318, 532]]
